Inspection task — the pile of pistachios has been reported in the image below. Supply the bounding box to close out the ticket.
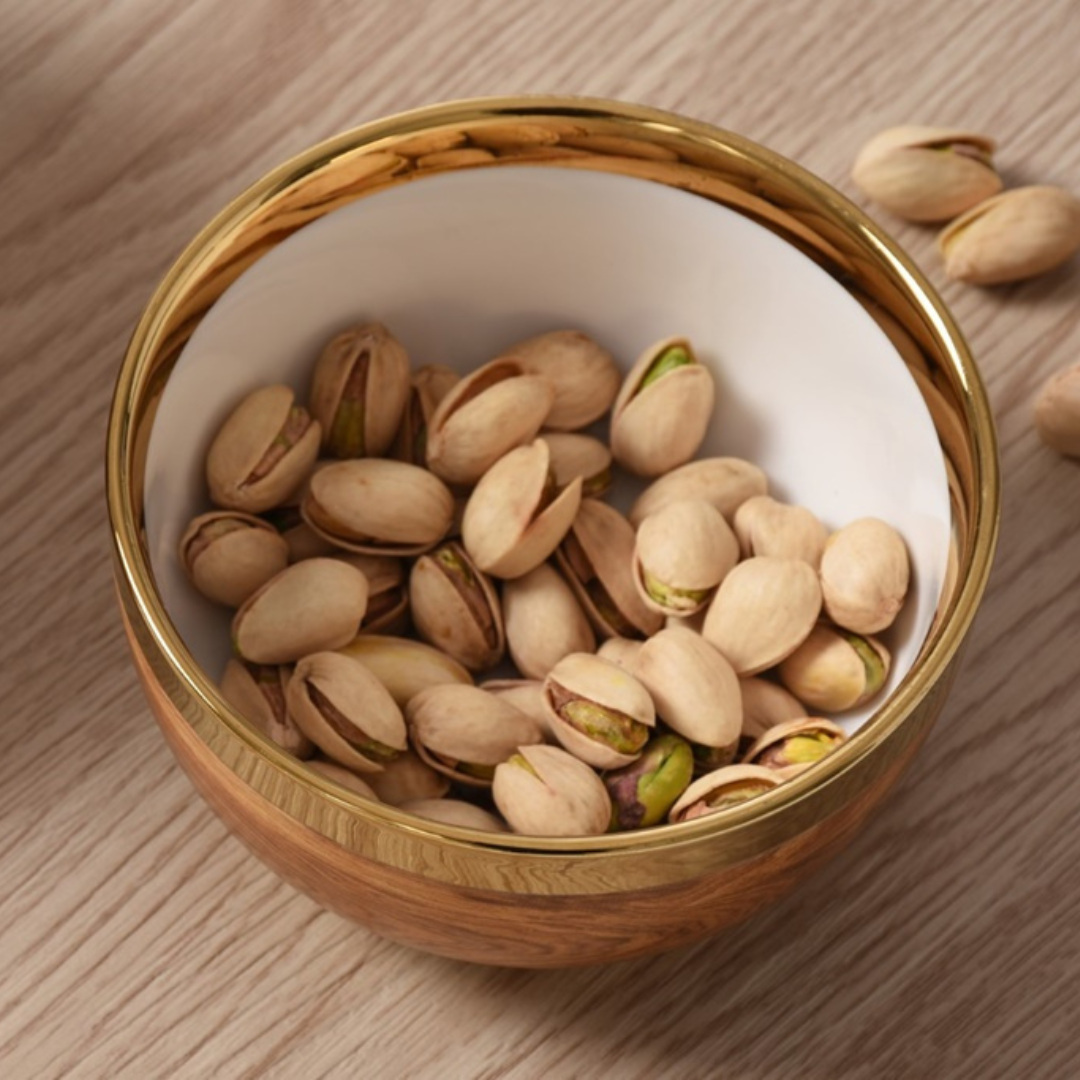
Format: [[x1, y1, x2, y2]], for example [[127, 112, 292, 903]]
[[180, 324, 911, 836]]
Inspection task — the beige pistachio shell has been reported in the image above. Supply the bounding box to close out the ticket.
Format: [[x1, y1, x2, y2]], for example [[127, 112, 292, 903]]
[[778, 624, 891, 712], [287, 651, 407, 773], [668, 763, 783, 823], [733, 495, 828, 568], [498, 330, 620, 431], [180, 511, 289, 608], [338, 634, 473, 707], [743, 718, 847, 774], [492, 744, 610, 837], [281, 520, 339, 562], [939, 185, 1080, 285], [391, 363, 460, 465], [633, 628, 742, 751], [539, 432, 613, 498], [852, 125, 1000, 222], [306, 759, 379, 800], [596, 637, 644, 671], [820, 518, 910, 635], [408, 541, 504, 671], [333, 553, 409, 635], [400, 798, 507, 832], [702, 556, 822, 676], [739, 677, 808, 745], [556, 498, 664, 639], [633, 499, 739, 616], [206, 384, 322, 513], [1034, 363, 1080, 457], [219, 659, 314, 758], [366, 749, 451, 805], [308, 322, 411, 458], [302, 458, 454, 555], [425, 358, 554, 484], [610, 336, 715, 477], [479, 679, 552, 736], [542, 652, 655, 769], [232, 558, 369, 664], [629, 457, 768, 527], [502, 563, 596, 681], [461, 440, 582, 579]]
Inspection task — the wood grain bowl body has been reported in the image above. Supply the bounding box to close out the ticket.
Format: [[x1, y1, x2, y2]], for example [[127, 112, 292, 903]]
[[106, 97, 999, 967]]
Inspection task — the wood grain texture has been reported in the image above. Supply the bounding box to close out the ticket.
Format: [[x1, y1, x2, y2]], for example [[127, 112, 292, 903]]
[[1, 0, 1078, 1076]]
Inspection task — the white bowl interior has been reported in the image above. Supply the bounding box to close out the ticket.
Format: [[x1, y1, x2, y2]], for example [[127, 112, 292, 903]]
[[145, 165, 950, 735]]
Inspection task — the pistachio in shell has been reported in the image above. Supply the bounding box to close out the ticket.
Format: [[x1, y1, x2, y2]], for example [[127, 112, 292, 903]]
[[206, 384, 322, 513], [743, 718, 847, 778], [334, 553, 409, 635], [179, 510, 289, 608], [595, 637, 644, 672], [733, 495, 828, 569], [819, 518, 910, 635], [306, 758, 380, 800], [610, 337, 715, 477], [366, 748, 450, 805], [400, 798, 507, 832], [605, 732, 694, 831], [668, 764, 783, 823], [338, 634, 473, 708], [778, 624, 890, 712], [478, 679, 551, 735], [739, 677, 808, 753], [287, 651, 407, 773], [219, 659, 314, 758], [391, 363, 460, 465], [539, 432, 613, 498], [308, 322, 411, 458], [628, 456, 768, 527]]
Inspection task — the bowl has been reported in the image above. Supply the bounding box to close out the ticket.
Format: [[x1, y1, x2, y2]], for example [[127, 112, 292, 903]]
[[106, 96, 999, 968]]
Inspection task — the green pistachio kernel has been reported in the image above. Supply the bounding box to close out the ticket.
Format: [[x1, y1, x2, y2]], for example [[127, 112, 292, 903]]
[[637, 345, 693, 394]]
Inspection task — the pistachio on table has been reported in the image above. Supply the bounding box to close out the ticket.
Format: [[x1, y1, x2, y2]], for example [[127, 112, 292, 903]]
[[539, 432, 613, 498], [819, 518, 910, 635], [605, 732, 695, 831], [338, 634, 473, 708], [733, 495, 828, 569], [628, 456, 768, 527], [743, 718, 847, 779], [668, 764, 783, 823], [1034, 362, 1080, 457], [778, 623, 890, 712], [220, 658, 314, 758]]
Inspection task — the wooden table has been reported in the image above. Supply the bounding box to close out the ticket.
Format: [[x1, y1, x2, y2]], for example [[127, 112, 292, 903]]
[[2, 1, 1077, 1076]]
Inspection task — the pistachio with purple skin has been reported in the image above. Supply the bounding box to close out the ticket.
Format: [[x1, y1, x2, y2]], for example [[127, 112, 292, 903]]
[[743, 718, 847, 778], [605, 732, 694, 830]]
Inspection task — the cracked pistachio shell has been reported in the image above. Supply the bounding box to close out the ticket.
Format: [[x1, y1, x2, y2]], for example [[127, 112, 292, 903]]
[[287, 651, 407, 773], [852, 125, 1001, 222], [542, 653, 655, 769], [308, 322, 411, 458], [232, 558, 369, 664], [301, 458, 454, 555], [629, 457, 768, 527], [502, 562, 596, 681], [500, 330, 621, 431], [633, 627, 742, 752], [391, 363, 460, 465], [400, 798, 507, 832], [733, 495, 828, 569], [206, 384, 322, 513], [702, 556, 822, 676], [180, 510, 289, 608], [366, 749, 450, 805], [778, 624, 890, 712], [539, 432, 613, 498], [306, 759, 379, 800], [939, 185, 1080, 285], [425, 358, 554, 484], [492, 744, 610, 837], [610, 337, 715, 477], [820, 518, 910, 634], [480, 679, 551, 735], [338, 634, 472, 707], [739, 677, 808, 747], [556, 499, 663, 640], [461, 439, 582, 579], [1034, 363, 1080, 457], [333, 553, 409, 635], [409, 541, 505, 671], [605, 732, 694, 831], [596, 637, 644, 671], [743, 718, 847, 776], [219, 659, 314, 758], [633, 499, 739, 616], [668, 763, 783, 823], [406, 684, 544, 787]]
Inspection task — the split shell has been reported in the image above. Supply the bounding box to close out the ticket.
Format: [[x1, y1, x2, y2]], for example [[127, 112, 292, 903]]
[[219, 659, 314, 758], [629, 457, 768, 527], [777, 624, 891, 712], [338, 634, 473, 708], [743, 718, 847, 777], [668, 764, 783, 823], [819, 518, 910, 635], [333, 553, 409, 635], [539, 432, 613, 498], [180, 510, 289, 608], [479, 679, 552, 736], [391, 363, 460, 465]]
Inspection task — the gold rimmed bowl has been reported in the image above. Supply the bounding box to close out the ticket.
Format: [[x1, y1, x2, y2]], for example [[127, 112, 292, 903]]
[[106, 97, 999, 967]]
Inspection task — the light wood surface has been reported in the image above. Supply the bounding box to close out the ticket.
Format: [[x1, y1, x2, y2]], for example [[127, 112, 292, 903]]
[[2, 1, 1078, 1076]]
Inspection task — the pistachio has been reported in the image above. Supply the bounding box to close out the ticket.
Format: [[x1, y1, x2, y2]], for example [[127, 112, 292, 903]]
[[595, 637, 644, 671], [302, 458, 454, 555], [399, 798, 507, 832], [744, 718, 847, 777], [287, 651, 407, 772], [391, 363, 460, 465], [334, 553, 409, 635], [739, 677, 808, 751], [701, 556, 822, 675], [338, 634, 472, 707], [542, 653, 655, 769], [539, 432, 613, 498], [179, 510, 289, 608], [366, 749, 450, 805], [733, 495, 828, 568], [689, 741, 739, 775], [219, 659, 314, 758], [499, 329, 620, 431], [611, 337, 715, 477], [820, 518, 910, 634], [605, 732, 694, 830], [479, 679, 551, 735], [409, 541, 505, 671], [406, 684, 544, 786], [308, 322, 411, 458], [555, 499, 664, 639], [263, 510, 338, 562], [492, 744, 611, 837], [852, 125, 1001, 222], [461, 439, 582, 579], [633, 499, 739, 616], [939, 185, 1080, 285], [629, 457, 768, 527], [502, 562, 596, 681], [778, 624, 890, 712], [232, 558, 369, 664], [1034, 363, 1080, 457], [668, 764, 783, 823], [425, 358, 554, 484], [206, 384, 322, 513], [306, 758, 380, 800]]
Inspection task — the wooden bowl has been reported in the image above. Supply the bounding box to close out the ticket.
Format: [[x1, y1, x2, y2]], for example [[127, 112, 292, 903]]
[[106, 97, 999, 967]]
